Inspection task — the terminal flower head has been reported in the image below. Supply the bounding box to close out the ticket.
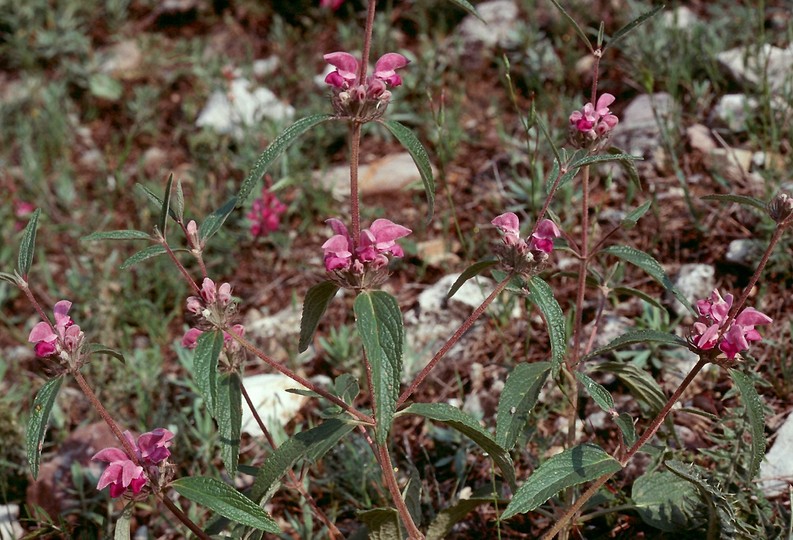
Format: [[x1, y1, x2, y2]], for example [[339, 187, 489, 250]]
[[28, 300, 84, 359], [691, 289, 772, 360], [248, 187, 287, 238], [491, 213, 560, 274], [569, 93, 619, 147], [320, 0, 344, 9], [92, 428, 174, 498]]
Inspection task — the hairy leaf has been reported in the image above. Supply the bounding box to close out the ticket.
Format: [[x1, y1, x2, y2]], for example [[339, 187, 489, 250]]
[[82, 230, 151, 241], [615, 412, 637, 447], [354, 291, 403, 444], [299, 281, 339, 353], [172, 476, 279, 532], [119, 245, 169, 270], [665, 460, 738, 539], [380, 120, 435, 222], [496, 362, 550, 450], [158, 173, 174, 238], [621, 200, 653, 229], [217, 372, 242, 477], [547, 0, 593, 52], [701, 193, 767, 212], [27, 377, 63, 479], [85, 343, 126, 364], [576, 372, 614, 412], [605, 5, 666, 50], [114, 502, 134, 540], [729, 369, 766, 479], [444, 0, 483, 21], [447, 260, 498, 300], [632, 468, 705, 532], [199, 197, 237, 243], [526, 277, 567, 376], [584, 329, 688, 361], [595, 362, 666, 415], [17, 208, 41, 278], [503, 443, 621, 519], [193, 330, 223, 415]]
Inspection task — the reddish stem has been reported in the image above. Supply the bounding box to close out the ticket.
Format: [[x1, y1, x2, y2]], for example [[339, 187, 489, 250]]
[[378, 445, 424, 539]]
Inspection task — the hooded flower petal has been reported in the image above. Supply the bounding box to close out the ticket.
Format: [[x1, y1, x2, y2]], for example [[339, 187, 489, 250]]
[[491, 213, 520, 236], [324, 52, 359, 87], [374, 53, 409, 86], [369, 218, 412, 244], [137, 428, 175, 464]]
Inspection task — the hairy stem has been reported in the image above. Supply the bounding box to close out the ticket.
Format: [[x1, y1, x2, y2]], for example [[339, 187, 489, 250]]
[[159, 238, 201, 295], [350, 122, 363, 240], [397, 275, 511, 406], [378, 445, 424, 539]]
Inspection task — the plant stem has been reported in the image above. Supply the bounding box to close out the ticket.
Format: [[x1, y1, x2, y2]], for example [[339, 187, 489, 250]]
[[359, 0, 377, 82], [397, 275, 511, 406], [157, 494, 213, 540], [378, 444, 424, 539], [350, 122, 363, 240], [19, 281, 55, 336], [226, 328, 374, 425], [159, 238, 201, 295]]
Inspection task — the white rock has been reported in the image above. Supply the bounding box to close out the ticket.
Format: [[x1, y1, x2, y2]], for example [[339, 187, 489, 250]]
[[726, 239, 761, 265], [611, 93, 678, 165], [672, 264, 715, 317], [98, 40, 143, 79], [760, 411, 793, 497], [713, 94, 757, 132], [662, 6, 700, 30], [240, 373, 310, 439], [318, 152, 432, 198], [707, 148, 754, 183], [196, 78, 294, 137], [0, 504, 23, 540], [458, 0, 521, 49], [686, 123, 716, 153], [718, 44, 793, 93], [253, 56, 280, 78]]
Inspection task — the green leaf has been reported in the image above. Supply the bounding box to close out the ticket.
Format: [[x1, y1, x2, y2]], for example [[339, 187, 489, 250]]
[[199, 197, 237, 243], [193, 330, 223, 415], [605, 5, 665, 50], [114, 502, 134, 540], [576, 372, 614, 412], [632, 468, 705, 532], [299, 281, 340, 353], [88, 73, 123, 101], [584, 329, 688, 361], [158, 173, 174, 238], [570, 153, 639, 169], [174, 179, 185, 222], [217, 373, 242, 477], [358, 508, 402, 540], [601, 245, 693, 314], [354, 291, 403, 444], [17, 208, 41, 278], [595, 362, 666, 415], [403, 461, 423, 527], [612, 286, 665, 310], [701, 193, 767, 212], [402, 403, 516, 491], [547, 0, 593, 52], [444, 0, 483, 21], [620, 200, 653, 229], [526, 277, 567, 376], [729, 369, 766, 479], [82, 230, 151, 241], [615, 412, 637, 447], [380, 120, 435, 222], [502, 443, 621, 519], [238, 113, 335, 204], [447, 260, 498, 299], [85, 343, 125, 363], [496, 362, 550, 450], [119, 244, 168, 270], [136, 183, 179, 223], [171, 476, 280, 533], [26, 377, 63, 479], [251, 418, 355, 503], [664, 460, 739, 538], [426, 496, 499, 540]]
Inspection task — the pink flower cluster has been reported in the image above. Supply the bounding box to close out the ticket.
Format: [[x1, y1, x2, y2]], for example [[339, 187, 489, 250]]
[[28, 300, 84, 359], [186, 278, 233, 316], [691, 289, 772, 360], [491, 213, 561, 275], [320, 0, 344, 9], [247, 187, 287, 238], [182, 278, 245, 352], [323, 52, 408, 119], [322, 218, 411, 273], [569, 93, 619, 141], [92, 428, 174, 498]]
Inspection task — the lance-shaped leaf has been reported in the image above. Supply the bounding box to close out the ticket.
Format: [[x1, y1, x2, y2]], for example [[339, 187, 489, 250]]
[[158, 173, 174, 238], [447, 260, 498, 300], [584, 329, 688, 361], [595, 362, 666, 415], [217, 372, 242, 477], [576, 372, 614, 413], [199, 197, 237, 244], [354, 291, 403, 444], [380, 120, 435, 222], [85, 343, 126, 364], [82, 230, 151, 241], [604, 5, 665, 51], [502, 443, 621, 519], [27, 377, 63, 478], [17, 208, 41, 278], [729, 369, 766, 479], [299, 281, 339, 353], [193, 330, 223, 415], [171, 476, 280, 533], [496, 362, 550, 450], [631, 468, 705, 532], [251, 418, 355, 503], [601, 245, 693, 314], [444, 0, 483, 21], [665, 460, 739, 538], [136, 183, 179, 223], [426, 496, 500, 540], [701, 193, 767, 212], [620, 200, 653, 229], [401, 403, 516, 491], [358, 508, 402, 540], [173, 178, 185, 222], [570, 153, 639, 169], [238, 113, 335, 204], [547, 0, 593, 53], [114, 502, 134, 540], [120, 245, 169, 270], [526, 277, 567, 376], [615, 412, 637, 447]]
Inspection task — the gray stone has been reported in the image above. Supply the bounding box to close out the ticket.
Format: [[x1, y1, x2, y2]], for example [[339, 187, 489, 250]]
[[458, 0, 521, 50], [707, 148, 754, 183], [718, 44, 793, 94], [686, 123, 716, 153], [672, 264, 715, 317], [610, 93, 679, 169], [253, 56, 280, 78], [318, 152, 433, 198], [726, 239, 762, 266], [581, 315, 633, 352], [98, 40, 143, 79], [713, 94, 758, 132], [760, 411, 793, 497], [196, 78, 294, 138], [239, 373, 311, 439], [0, 504, 22, 540], [245, 302, 311, 363]]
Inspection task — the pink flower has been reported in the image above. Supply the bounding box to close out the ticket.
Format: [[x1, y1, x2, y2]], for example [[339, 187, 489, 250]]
[[529, 219, 561, 254], [491, 212, 521, 244], [92, 428, 174, 498], [691, 289, 772, 359], [492, 214, 560, 254], [181, 325, 246, 353], [321, 218, 411, 273], [373, 53, 409, 87], [569, 93, 619, 139], [28, 300, 84, 358], [181, 327, 203, 349], [324, 52, 360, 89], [320, 0, 344, 9], [247, 187, 287, 238]]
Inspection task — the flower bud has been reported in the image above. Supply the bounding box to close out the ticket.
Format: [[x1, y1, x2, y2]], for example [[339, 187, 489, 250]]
[[768, 192, 793, 224], [187, 220, 201, 249]]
